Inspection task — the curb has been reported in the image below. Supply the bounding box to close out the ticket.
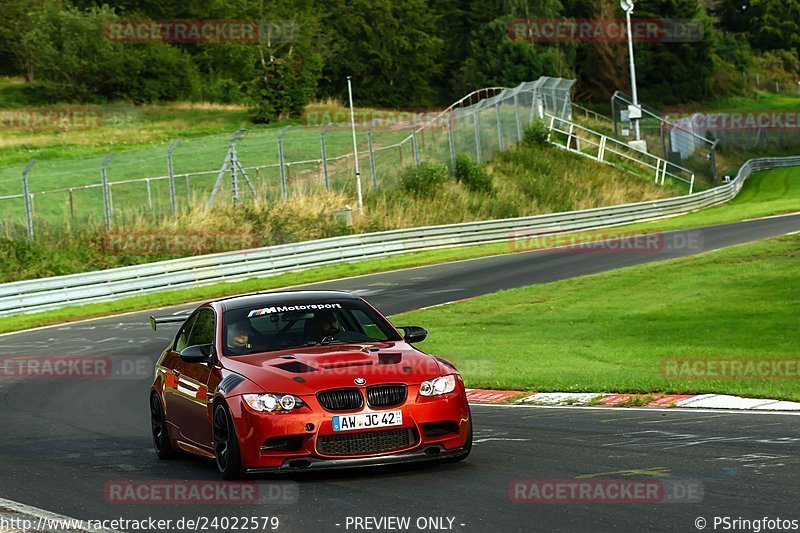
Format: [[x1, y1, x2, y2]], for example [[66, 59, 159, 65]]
[[465, 389, 800, 411]]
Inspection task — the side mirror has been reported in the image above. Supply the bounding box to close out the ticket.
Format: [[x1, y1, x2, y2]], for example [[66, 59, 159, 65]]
[[180, 344, 214, 363], [398, 326, 428, 344]]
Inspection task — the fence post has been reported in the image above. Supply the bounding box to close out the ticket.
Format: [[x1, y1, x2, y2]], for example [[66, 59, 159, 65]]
[[411, 115, 420, 169], [320, 123, 333, 191], [473, 108, 482, 164], [514, 93, 523, 142], [146, 178, 152, 209], [167, 140, 180, 214], [367, 123, 377, 189], [495, 102, 504, 152], [21, 160, 36, 240], [448, 110, 457, 176], [68, 188, 74, 219], [101, 153, 115, 230], [278, 126, 291, 198]]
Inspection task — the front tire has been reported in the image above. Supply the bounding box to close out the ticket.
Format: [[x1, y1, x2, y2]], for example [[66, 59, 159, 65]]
[[150, 393, 175, 459], [213, 402, 244, 479]]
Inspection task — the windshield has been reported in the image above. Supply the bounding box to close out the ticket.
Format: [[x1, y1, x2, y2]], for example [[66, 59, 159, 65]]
[[222, 300, 402, 356]]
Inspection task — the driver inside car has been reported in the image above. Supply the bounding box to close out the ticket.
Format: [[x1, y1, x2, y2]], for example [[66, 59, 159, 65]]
[[226, 321, 254, 354], [315, 310, 340, 339]]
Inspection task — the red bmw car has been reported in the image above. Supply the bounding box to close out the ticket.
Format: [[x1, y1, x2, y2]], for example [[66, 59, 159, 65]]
[[149, 290, 472, 478]]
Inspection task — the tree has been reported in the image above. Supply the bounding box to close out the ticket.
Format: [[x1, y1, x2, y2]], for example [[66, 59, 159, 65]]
[[315, 0, 443, 108]]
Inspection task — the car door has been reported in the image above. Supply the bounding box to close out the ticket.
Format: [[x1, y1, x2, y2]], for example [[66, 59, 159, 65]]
[[163, 313, 196, 435], [171, 308, 217, 447]]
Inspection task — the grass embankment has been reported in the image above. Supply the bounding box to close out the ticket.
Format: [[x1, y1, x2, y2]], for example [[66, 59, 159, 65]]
[[0, 141, 669, 282], [0, 164, 796, 335], [393, 233, 800, 401]]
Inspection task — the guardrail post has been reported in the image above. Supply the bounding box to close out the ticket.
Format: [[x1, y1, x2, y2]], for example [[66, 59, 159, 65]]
[[411, 115, 420, 169], [167, 140, 180, 214], [278, 126, 291, 198], [21, 160, 36, 240], [320, 123, 333, 191], [448, 110, 457, 176], [101, 153, 115, 230], [367, 123, 377, 189], [473, 109, 482, 164]]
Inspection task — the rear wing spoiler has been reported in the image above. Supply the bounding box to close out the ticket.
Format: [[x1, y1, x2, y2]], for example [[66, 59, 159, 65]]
[[149, 315, 189, 331]]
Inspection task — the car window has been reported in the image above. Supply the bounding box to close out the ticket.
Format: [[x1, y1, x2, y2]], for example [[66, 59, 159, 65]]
[[187, 309, 215, 347], [173, 314, 197, 353], [351, 310, 390, 341], [222, 300, 400, 355]]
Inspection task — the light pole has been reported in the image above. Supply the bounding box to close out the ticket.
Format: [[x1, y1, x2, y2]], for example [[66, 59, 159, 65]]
[[347, 76, 364, 213], [621, 0, 642, 143]]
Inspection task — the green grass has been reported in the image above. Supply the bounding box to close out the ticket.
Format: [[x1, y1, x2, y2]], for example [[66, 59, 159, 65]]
[[392, 234, 800, 401], [0, 162, 796, 335]]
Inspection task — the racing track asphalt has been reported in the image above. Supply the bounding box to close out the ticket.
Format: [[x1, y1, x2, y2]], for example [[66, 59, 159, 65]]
[[0, 214, 798, 533]]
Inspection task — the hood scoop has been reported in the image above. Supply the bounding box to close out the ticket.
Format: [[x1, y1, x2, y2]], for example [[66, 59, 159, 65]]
[[273, 361, 318, 374], [378, 352, 403, 365], [312, 351, 374, 370]]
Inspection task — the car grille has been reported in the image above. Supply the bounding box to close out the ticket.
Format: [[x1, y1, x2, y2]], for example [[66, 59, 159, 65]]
[[366, 384, 407, 408], [317, 428, 417, 456], [317, 388, 363, 411]]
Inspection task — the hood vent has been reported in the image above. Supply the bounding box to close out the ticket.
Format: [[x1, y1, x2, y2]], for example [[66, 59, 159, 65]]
[[274, 361, 318, 374]]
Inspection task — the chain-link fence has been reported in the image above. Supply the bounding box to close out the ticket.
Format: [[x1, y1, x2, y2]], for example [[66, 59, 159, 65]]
[[611, 91, 718, 185], [0, 77, 575, 240]]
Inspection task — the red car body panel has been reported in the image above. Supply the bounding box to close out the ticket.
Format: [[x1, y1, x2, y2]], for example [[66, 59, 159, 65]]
[[150, 291, 471, 473]]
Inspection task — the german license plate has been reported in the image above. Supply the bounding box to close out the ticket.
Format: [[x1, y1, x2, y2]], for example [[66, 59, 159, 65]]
[[332, 410, 402, 432]]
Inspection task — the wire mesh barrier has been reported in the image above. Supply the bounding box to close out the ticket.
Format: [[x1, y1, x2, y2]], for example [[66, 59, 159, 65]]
[[611, 91, 718, 184], [0, 77, 575, 240], [0, 155, 796, 317]]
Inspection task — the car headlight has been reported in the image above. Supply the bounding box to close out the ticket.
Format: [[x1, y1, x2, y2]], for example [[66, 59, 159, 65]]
[[243, 393, 304, 412], [419, 375, 457, 396]]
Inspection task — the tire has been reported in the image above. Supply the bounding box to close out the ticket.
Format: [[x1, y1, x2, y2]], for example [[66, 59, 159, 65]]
[[443, 407, 473, 464], [213, 402, 245, 480], [150, 393, 175, 459]]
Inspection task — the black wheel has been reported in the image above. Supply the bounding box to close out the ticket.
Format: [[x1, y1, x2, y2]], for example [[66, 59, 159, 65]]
[[213, 402, 244, 479], [443, 407, 473, 464], [150, 393, 175, 459]]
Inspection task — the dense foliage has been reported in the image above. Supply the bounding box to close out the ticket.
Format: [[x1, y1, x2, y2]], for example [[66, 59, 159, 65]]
[[0, 0, 797, 116]]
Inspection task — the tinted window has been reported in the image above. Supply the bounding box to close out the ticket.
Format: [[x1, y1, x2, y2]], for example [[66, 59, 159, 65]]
[[187, 309, 215, 346], [173, 315, 197, 353], [222, 300, 400, 356]]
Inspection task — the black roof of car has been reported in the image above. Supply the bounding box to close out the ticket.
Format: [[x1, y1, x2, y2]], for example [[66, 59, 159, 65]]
[[215, 290, 360, 311]]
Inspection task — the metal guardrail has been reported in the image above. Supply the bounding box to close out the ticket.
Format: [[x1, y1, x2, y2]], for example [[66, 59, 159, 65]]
[[0, 156, 797, 317]]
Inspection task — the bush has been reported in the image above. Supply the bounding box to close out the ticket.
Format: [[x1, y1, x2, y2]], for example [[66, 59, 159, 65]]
[[454, 153, 493, 193], [22, 4, 200, 103], [523, 119, 550, 147], [399, 161, 449, 196]]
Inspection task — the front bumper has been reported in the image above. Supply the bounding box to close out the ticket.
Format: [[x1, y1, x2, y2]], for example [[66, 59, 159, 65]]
[[227, 383, 470, 470], [245, 444, 468, 474]]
